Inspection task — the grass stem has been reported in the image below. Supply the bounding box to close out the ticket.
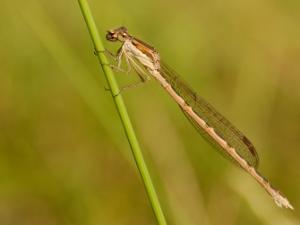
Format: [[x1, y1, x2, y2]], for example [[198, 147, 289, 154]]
[[77, 1, 168, 224]]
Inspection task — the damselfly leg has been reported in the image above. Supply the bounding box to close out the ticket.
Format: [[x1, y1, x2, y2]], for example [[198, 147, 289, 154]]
[[102, 45, 152, 95]]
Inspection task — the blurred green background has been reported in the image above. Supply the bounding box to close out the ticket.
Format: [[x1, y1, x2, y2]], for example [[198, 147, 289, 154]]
[[0, 0, 299, 224]]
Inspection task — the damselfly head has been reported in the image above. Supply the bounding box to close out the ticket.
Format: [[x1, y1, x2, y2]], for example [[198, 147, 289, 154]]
[[106, 26, 130, 42]]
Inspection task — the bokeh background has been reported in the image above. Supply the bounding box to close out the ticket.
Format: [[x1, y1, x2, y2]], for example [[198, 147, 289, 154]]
[[0, 0, 299, 224]]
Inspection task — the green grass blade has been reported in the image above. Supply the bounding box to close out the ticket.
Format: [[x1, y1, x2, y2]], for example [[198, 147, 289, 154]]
[[77, 1, 168, 224]]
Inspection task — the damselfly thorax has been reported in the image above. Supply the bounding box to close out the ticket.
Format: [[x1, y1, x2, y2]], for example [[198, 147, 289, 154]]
[[123, 39, 160, 71]]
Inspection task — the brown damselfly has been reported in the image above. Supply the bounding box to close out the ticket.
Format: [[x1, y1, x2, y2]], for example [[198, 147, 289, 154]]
[[104, 26, 293, 209]]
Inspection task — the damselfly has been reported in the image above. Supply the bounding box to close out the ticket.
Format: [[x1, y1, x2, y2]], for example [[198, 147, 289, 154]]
[[105, 26, 293, 209]]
